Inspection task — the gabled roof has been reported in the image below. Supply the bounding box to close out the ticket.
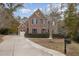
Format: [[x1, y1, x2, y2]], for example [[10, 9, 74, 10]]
[[18, 22, 26, 29], [28, 9, 46, 19]]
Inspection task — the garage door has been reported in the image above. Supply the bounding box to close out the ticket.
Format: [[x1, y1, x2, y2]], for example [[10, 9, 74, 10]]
[[20, 31, 25, 37]]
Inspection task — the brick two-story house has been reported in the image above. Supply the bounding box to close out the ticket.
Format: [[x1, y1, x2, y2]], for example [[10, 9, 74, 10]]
[[18, 9, 48, 34], [18, 9, 61, 34], [25, 9, 48, 34]]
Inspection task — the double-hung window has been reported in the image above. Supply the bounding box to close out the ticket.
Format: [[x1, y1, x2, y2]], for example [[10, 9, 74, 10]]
[[32, 18, 38, 24]]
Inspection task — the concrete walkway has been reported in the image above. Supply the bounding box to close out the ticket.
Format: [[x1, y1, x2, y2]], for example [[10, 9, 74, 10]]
[[0, 35, 52, 56]]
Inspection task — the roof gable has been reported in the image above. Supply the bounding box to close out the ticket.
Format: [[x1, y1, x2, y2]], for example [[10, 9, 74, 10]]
[[29, 9, 46, 19]]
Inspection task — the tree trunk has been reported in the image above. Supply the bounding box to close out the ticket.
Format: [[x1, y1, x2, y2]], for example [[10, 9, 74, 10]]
[[49, 19, 53, 40]]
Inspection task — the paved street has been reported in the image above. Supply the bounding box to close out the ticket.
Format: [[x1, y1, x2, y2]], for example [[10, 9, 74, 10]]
[[0, 35, 52, 56]]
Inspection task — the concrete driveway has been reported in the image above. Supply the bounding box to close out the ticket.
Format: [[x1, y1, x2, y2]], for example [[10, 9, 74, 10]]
[[0, 35, 52, 56]]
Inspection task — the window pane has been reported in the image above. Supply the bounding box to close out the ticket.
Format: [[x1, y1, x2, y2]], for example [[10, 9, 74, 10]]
[[41, 29, 46, 33], [32, 18, 38, 24], [32, 29, 37, 34]]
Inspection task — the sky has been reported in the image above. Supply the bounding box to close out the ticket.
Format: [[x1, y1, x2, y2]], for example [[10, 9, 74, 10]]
[[14, 3, 61, 18], [14, 3, 48, 18]]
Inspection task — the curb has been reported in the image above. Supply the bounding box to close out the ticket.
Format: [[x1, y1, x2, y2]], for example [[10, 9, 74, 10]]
[[25, 38, 65, 56]]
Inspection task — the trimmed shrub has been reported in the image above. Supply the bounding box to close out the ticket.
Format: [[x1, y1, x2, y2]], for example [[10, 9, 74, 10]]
[[25, 33, 64, 38], [25, 34, 48, 38], [0, 28, 18, 35]]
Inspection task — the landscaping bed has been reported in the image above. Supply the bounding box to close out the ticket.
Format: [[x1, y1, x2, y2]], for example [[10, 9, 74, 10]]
[[25, 34, 64, 38], [30, 38, 79, 56]]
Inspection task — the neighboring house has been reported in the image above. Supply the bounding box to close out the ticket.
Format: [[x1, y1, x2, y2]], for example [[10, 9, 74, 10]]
[[18, 22, 26, 32], [18, 9, 62, 34]]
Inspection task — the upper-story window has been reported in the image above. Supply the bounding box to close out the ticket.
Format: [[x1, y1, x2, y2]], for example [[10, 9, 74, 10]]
[[32, 18, 38, 24]]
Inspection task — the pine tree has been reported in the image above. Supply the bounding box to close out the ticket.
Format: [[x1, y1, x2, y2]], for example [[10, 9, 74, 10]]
[[64, 3, 78, 40]]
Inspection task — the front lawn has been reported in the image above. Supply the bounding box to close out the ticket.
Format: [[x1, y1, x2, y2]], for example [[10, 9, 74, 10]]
[[30, 38, 79, 56]]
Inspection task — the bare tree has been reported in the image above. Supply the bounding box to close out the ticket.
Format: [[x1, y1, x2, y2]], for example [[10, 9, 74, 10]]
[[46, 4, 61, 40]]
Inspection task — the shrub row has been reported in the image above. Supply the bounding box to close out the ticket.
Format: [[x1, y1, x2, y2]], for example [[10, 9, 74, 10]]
[[25, 33, 64, 38], [0, 28, 18, 35]]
